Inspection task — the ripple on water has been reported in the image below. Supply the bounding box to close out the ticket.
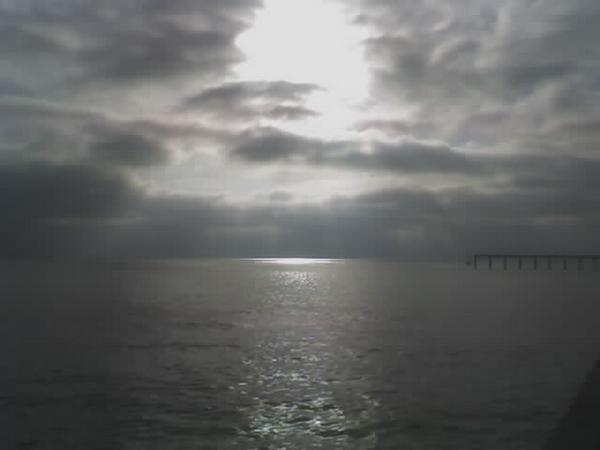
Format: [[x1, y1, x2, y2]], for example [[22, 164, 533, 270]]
[[234, 391, 385, 447]]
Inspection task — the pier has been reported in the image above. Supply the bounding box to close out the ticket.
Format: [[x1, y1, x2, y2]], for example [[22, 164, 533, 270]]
[[471, 254, 600, 271]]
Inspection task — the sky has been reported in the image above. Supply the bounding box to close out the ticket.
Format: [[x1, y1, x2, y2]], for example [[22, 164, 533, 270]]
[[1, 0, 599, 259]]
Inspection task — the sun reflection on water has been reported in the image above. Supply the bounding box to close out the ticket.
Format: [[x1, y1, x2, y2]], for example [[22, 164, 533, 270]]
[[251, 258, 339, 265], [232, 255, 380, 446]]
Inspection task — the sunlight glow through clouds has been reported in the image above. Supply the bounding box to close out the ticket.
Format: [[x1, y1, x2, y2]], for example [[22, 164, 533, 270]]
[[235, 0, 370, 138]]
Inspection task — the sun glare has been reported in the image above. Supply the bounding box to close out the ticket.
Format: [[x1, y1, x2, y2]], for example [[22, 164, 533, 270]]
[[252, 258, 337, 265], [235, 0, 369, 137]]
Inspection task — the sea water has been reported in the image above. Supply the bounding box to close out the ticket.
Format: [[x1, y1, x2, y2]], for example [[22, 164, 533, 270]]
[[1, 259, 600, 449]]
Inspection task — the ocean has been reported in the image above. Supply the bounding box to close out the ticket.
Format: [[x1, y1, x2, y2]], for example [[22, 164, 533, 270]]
[[1, 259, 599, 449]]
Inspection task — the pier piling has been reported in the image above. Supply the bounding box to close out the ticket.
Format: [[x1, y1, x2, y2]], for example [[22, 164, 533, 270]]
[[470, 254, 600, 272]]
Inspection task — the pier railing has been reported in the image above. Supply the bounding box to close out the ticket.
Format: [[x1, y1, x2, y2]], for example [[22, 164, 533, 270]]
[[470, 254, 600, 271]]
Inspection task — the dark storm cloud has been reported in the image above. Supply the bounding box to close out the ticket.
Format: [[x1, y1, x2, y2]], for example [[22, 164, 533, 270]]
[[180, 81, 320, 122], [232, 128, 483, 175]]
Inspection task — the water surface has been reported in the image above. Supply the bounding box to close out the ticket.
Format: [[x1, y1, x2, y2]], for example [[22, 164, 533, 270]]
[[2, 259, 599, 449]]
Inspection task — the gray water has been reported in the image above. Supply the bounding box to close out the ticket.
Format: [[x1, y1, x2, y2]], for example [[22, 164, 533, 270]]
[[1, 259, 600, 449]]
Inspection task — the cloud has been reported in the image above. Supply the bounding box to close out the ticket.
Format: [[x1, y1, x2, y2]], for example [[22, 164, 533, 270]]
[[264, 105, 318, 121], [232, 128, 321, 162], [0, 163, 140, 220], [0, 0, 599, 260], [179, 81, 320, 122], [89, 130, 173, 167], [183, 81, 318, 106], [352, 0, 600, 151], [0, 161, 141, 257], [0, 0, 261, 93], [232, 128, 484, 175], [0, 98, 102, 125], [336, 141, 483, 174], [83, 26, 239, 84], [1, 153, 600, 259], [0, 98, 233, 169]]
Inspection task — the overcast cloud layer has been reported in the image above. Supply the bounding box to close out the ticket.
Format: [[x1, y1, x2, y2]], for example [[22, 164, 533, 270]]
[[1, 0, 599, 259]]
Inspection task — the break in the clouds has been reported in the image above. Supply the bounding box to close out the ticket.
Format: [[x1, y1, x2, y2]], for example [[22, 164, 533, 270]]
[[1, 0, 599, 259]]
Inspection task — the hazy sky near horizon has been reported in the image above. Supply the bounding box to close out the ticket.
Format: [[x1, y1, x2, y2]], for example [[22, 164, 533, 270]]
[[1, 0, 599, 258]]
